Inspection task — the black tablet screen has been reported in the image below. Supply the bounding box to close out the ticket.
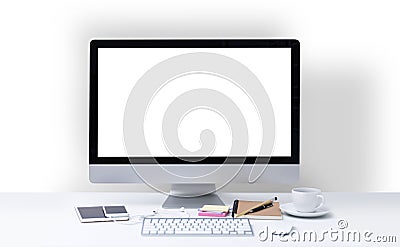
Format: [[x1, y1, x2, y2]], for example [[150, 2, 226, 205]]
[[77, 206, 106, 219]]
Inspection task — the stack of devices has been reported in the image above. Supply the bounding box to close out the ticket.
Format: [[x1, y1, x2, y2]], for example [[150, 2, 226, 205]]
[[75, 206, 129, 223]]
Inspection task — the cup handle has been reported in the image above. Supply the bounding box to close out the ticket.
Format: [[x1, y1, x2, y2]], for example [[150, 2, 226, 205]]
[[315, 194, 325, 210]]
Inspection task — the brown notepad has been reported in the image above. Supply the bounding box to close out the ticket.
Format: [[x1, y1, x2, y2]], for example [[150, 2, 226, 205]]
[[234, 200, 282, 220]]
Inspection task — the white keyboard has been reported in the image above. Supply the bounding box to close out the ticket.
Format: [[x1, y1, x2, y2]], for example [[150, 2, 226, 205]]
[[141, 217, 253, 236]]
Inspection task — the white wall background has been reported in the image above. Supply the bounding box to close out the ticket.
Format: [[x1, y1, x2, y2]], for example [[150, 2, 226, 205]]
[[0, 0, 399, 192]]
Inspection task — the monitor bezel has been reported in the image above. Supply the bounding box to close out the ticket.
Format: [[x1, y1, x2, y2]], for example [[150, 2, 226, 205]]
[[89, 39, 300, 164]]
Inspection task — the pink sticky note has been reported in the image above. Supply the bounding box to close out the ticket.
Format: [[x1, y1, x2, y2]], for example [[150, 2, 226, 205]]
[[198, 211, 228, 217]]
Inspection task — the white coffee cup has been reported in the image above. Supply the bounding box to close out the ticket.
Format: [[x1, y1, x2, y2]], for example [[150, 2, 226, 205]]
[[292, 187, 325, 213]]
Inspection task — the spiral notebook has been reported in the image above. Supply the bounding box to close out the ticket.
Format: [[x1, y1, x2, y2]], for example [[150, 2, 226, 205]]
[[233, 200, 282, 220]]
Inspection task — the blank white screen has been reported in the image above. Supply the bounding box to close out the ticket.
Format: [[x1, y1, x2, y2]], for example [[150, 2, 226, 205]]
[[97, 48, 291, 157]]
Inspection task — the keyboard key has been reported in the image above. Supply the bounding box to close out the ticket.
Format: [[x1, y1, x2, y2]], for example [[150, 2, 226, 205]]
[[212, 229, 222, 234]]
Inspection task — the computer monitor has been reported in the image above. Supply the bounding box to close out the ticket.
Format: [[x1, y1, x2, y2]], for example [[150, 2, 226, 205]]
[[89, 39, 300, 208]]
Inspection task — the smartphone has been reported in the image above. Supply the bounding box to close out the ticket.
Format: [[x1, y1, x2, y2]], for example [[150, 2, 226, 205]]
[[103, 205, 129, 219]]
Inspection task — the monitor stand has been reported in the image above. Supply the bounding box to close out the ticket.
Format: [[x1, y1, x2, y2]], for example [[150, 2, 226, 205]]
[[162, 183, 224, 209]]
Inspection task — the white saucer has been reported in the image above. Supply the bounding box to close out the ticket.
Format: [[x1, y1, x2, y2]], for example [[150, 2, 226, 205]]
[[280, 203, 330, 218]]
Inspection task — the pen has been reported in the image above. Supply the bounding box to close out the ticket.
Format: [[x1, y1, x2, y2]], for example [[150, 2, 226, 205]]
[[247, 202, 274, 214], [232, 199, 239, 219], [235, 197, 277, 218]]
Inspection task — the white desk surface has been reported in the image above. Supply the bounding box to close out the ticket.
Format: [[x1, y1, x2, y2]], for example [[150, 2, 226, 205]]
[[0, 192, 399, 246]]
